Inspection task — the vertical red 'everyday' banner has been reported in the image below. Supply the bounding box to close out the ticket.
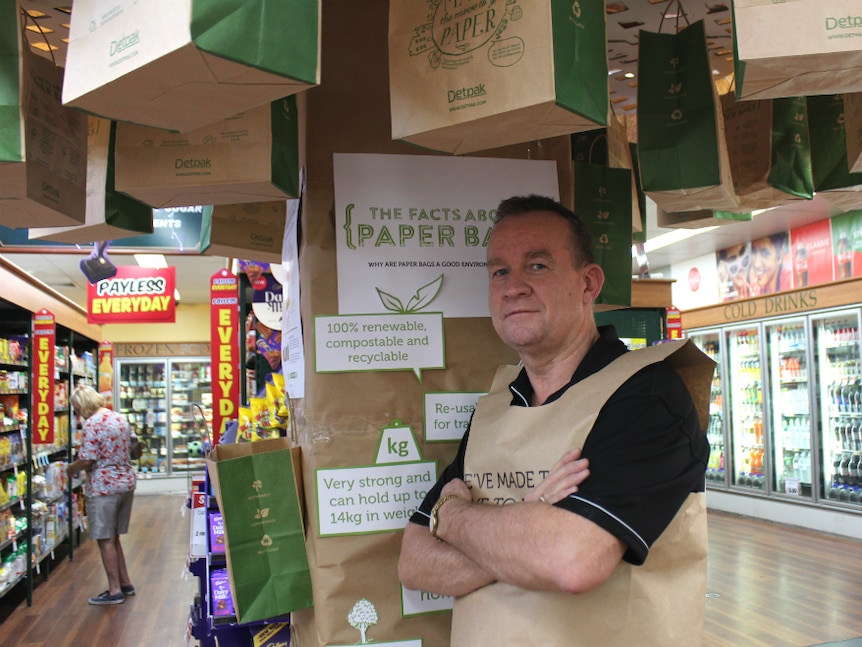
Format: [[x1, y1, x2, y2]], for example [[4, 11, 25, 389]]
[[32, 309, 56, 445], [210, 270, 240, 445]]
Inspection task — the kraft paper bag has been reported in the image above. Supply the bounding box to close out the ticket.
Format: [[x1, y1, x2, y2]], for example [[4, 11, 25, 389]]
[[199, 201, 288, 264], [637, 21, 739, 212], [206, 438, 313, 624], [720, 93, 814, 211], [732, 0, 862, 101], [291, 427, 454, 647], [657, 207, 751, 230], [573, 161, 633, 307], [29, 117, 154, 244], [62, 0, 320, 133], [808, 94, 862, 211], [115, 96, 299, 209], [0, 7, 87, 229], [388, 0, 608, 154], [843, 93, 862, 174]]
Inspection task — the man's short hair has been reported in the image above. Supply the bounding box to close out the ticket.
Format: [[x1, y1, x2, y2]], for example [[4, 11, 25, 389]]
[[493, 194, 595, 266]]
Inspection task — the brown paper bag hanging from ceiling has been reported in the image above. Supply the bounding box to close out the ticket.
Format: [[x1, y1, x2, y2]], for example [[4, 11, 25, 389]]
[[114, 96, 300, 209], [843, 93, 862, 175], [720, 92, 815, 212], [732, 0, 862, 101], [388, 0, 609, 155], [28, 117, 154, 244], [0, 7, 87, 229], [199, 201, 288, 265], [62, 0, 320, 133]]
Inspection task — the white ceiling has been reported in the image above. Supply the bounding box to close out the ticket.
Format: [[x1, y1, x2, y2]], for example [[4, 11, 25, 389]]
[[1, 1, 839, 306]]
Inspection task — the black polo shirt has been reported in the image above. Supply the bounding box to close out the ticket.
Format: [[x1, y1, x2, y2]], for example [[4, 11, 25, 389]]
[[411, 326, 709, 565]]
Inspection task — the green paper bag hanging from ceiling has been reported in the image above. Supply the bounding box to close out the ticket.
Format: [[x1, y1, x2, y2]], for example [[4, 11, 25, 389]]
[[388, 0, 609, 154], [206, 438, 313, 625], [808, 94, 862, 212], [0, 4, 87, 229], [28, 117, 154, 244], [636, 20, 739, 213], [573, 160, 632, 308], [62, 0, 320, 133]]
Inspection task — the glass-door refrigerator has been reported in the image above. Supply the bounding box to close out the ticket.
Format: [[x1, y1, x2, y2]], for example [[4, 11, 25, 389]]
[[764, 317, 814, 500], [812, 310, 862, 507], [725, 324, 766, 490], [169, 360, 212, 474], [689, 330, 726, 486], [117, 358, 211, 476]]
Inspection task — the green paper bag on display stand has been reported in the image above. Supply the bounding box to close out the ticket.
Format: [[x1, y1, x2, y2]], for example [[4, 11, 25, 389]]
[[573, 161, 632, 307], [808, 94, 862, 212], [0, 4, 88, 228], [636, 20, 739, 213], [28, 117, 154, 244], [62, 0, 320, 133], [115, 95, 300, 209], [388, 0, 608, 154], [720, 93, 814, 211], [206, 437, 313, 624]]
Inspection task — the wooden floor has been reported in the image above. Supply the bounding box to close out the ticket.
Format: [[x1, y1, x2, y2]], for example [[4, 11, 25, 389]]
[[0, 499, 860, 646]]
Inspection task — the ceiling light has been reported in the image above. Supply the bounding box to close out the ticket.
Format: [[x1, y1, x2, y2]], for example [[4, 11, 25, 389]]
[[134, 253, 169, 269], [624, 72, 635, 79]]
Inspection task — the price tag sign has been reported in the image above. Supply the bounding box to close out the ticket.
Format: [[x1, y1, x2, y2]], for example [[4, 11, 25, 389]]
[[784, 478, 800, 496]]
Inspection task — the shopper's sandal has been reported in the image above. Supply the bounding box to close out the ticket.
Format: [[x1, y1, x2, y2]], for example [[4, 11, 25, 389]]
[[88, 591, 124, 605], [121, 584, 136, 596]]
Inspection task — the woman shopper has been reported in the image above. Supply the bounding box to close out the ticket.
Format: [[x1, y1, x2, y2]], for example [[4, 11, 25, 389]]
[[67, 385, 137, 605]]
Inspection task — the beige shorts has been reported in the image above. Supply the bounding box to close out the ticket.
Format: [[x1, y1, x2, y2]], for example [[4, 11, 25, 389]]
[[87, 491, 134, 540]]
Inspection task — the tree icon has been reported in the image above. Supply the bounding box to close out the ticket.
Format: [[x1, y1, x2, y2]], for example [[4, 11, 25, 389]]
[[347, 598, 378, 644]]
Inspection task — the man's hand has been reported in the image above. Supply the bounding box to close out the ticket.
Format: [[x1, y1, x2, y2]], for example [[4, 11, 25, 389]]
[[524, 448, 589, 505]]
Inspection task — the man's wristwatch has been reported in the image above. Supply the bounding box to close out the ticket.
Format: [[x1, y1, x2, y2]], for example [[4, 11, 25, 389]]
[[429, 494, 460, 539]]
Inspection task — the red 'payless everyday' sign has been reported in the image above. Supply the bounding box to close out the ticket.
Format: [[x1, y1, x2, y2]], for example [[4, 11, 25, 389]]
[[32, 309, 56, 444], [87, 266, 176, 324], [210, 269, 239, 445]]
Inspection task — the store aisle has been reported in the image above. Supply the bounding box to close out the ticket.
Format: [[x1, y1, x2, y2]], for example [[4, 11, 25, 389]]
[[0, 497, 860, 646], [0, 493, 196, 647]]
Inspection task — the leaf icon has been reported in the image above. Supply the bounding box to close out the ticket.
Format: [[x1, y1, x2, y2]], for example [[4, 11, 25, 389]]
[[404, 274, 444, 313], [259, 508, 270, 518], [376, 288, 405, 313]]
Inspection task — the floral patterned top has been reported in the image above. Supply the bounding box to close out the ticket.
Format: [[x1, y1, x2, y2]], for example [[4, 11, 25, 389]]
[[78, 408, 137, 497]]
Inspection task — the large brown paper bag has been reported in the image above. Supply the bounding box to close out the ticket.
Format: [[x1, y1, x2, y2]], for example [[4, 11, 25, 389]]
[[62, 0, 320, 133], [720, 93, 814, 211], [844, 93, 862, 174], [199, 202, 287, 264], [292, 426, 454, 647], [115, 96, 300, 209], [733, 0, 862, 101], [388, 0, 608, 154], [0, 9, 87, 229], [28, 117, 154, 244]]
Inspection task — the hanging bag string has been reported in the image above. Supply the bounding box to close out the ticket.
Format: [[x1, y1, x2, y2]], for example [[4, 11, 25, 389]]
[[658, 0, 691, 34], [19, 8, 57, 67]]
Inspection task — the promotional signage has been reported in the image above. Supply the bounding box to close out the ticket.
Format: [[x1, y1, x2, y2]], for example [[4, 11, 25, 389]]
[[86, 266, 177, 324], [31, 310, 56, 445], [210, 269, 240, 445]]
